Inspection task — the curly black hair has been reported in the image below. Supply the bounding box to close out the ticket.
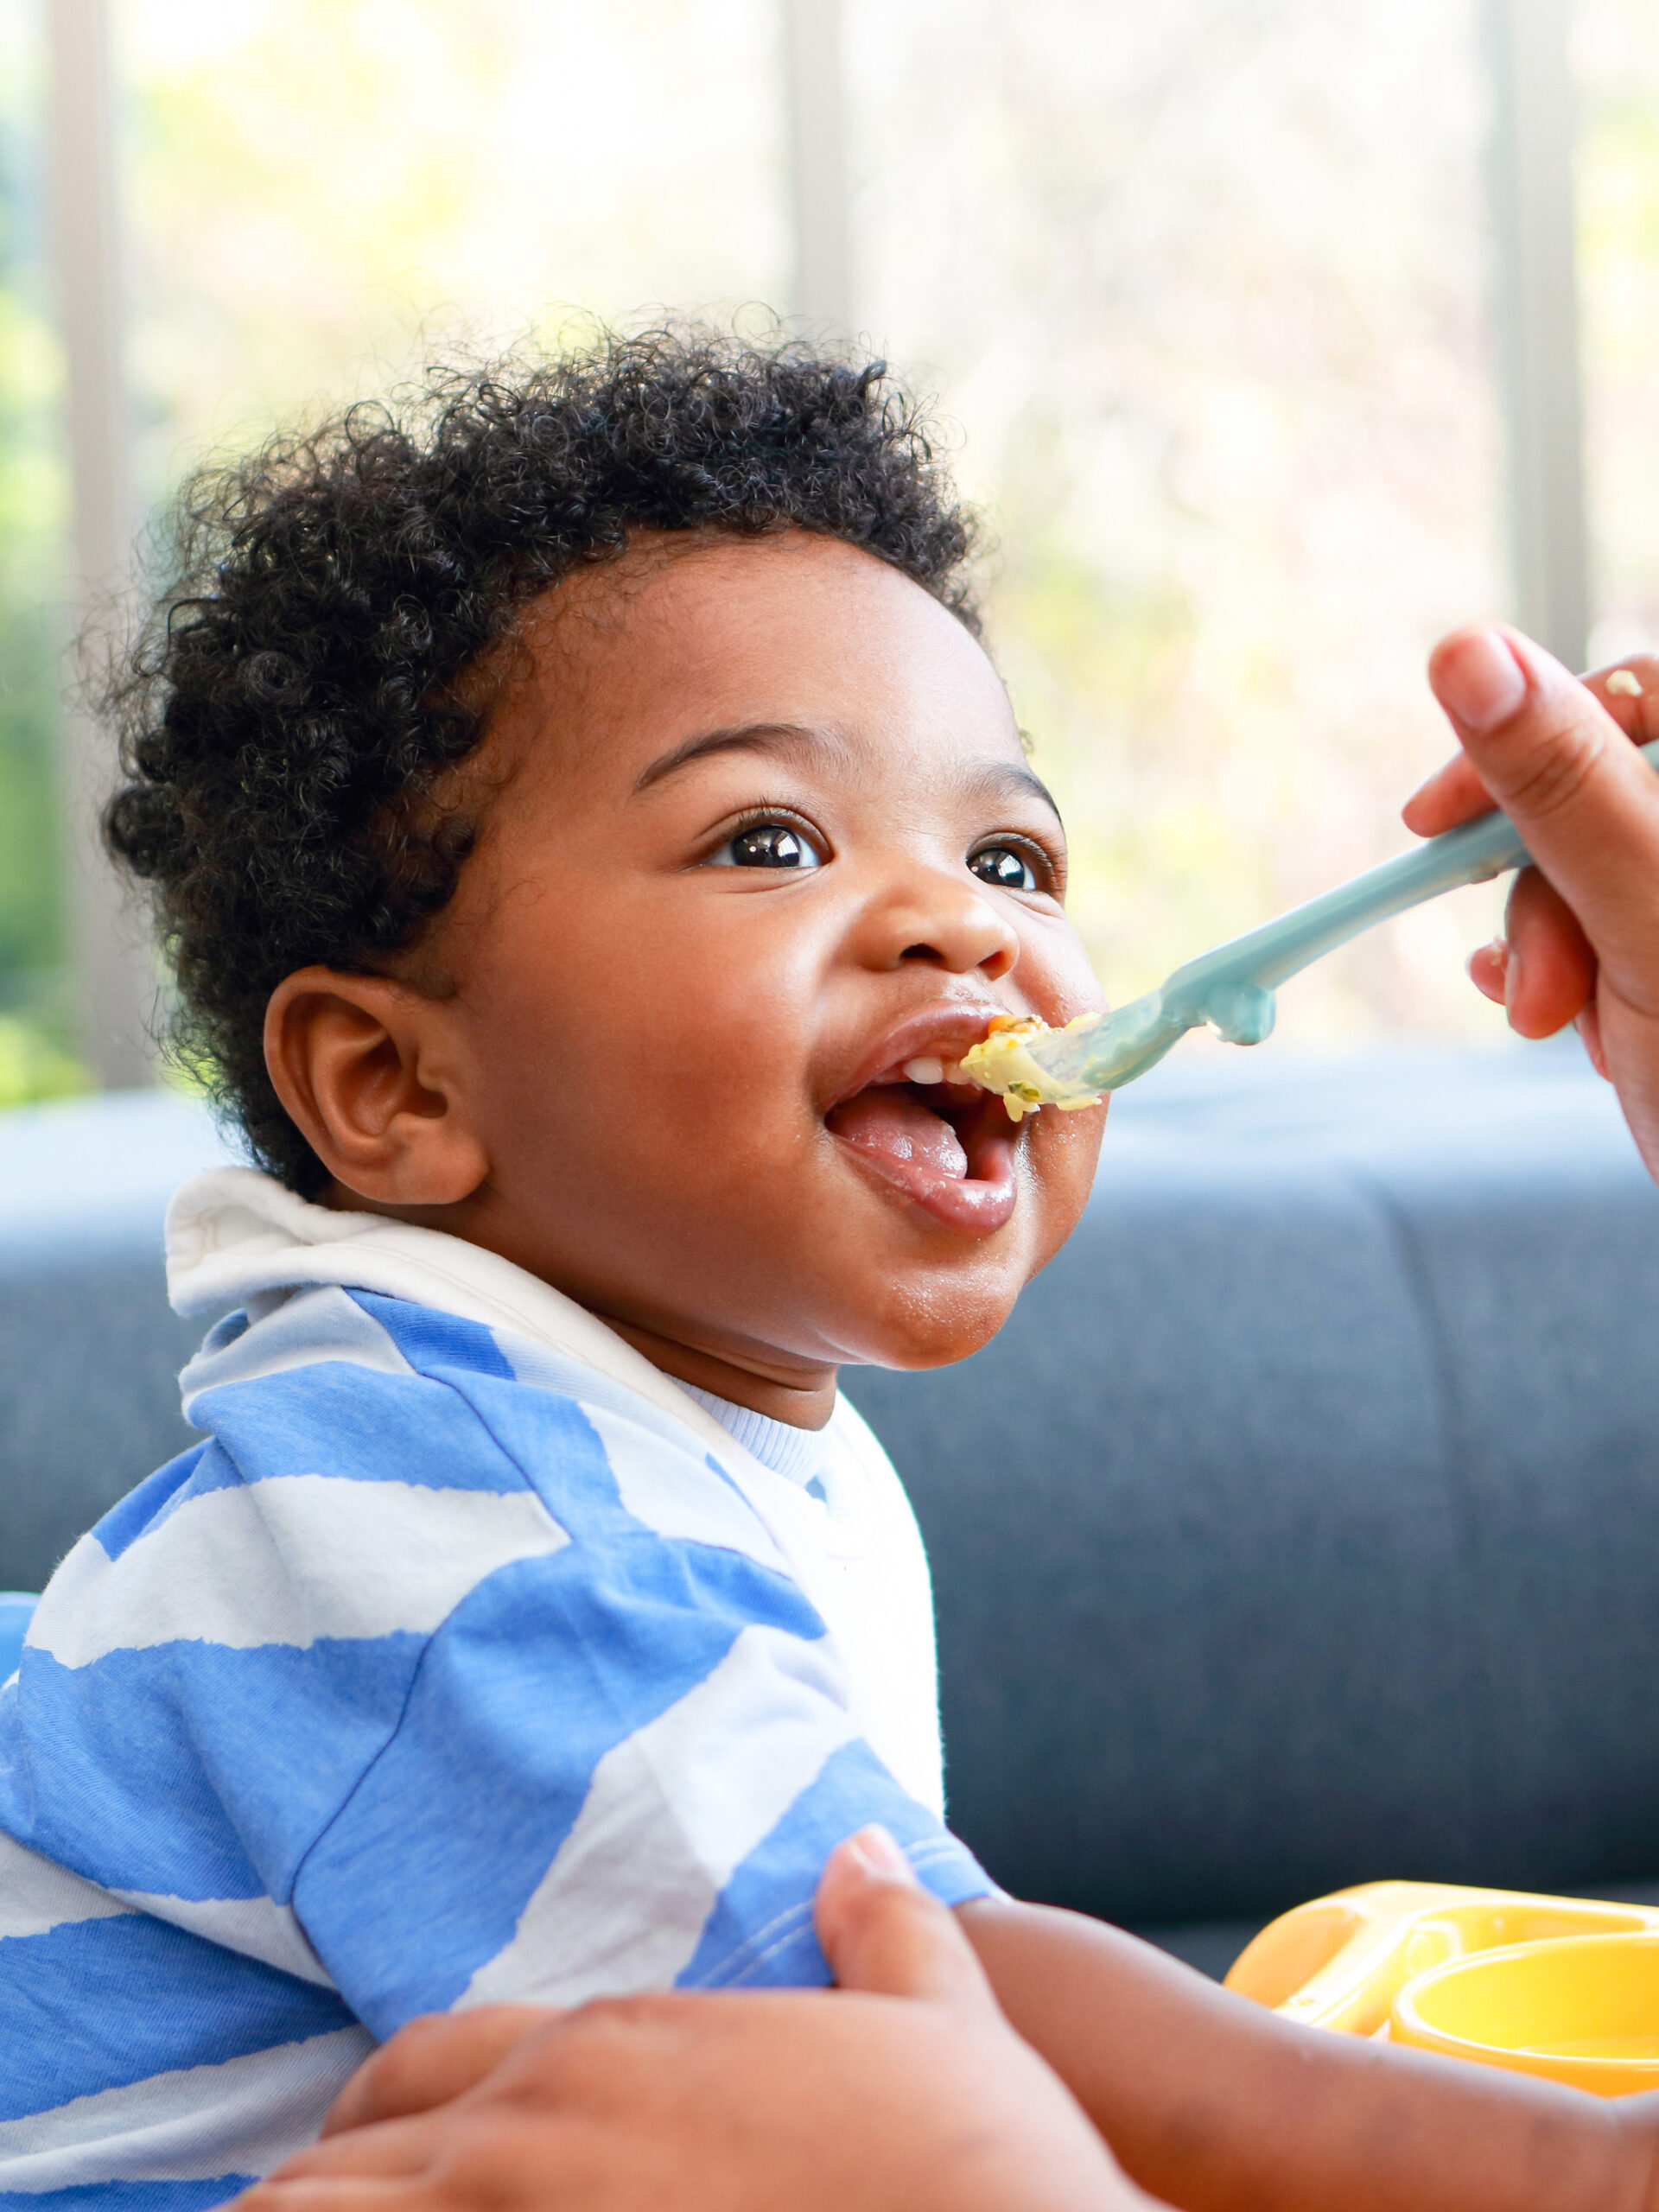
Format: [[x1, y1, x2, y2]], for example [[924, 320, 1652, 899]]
[[103, 327, 982, 1195]]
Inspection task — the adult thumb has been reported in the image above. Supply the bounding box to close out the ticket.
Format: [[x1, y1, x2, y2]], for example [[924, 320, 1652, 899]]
[[813, 1826, 999, 2012], [1427, 624, 1659, 969]]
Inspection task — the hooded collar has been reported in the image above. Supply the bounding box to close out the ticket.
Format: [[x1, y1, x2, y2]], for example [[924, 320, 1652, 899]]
[[166, 1166, 747, 1463]]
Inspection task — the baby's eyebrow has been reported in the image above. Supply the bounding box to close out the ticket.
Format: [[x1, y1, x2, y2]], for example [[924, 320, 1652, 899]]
[[962, 759, 1066, 828], [634, 724, 1064, 830], [634, 721, 831, 792]]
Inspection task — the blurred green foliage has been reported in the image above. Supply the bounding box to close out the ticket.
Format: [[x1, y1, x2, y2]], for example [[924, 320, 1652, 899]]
[[0, 0, 75, 1101], [0, 2, 75, 1099], [0, 1009, 83, 1105], [0, 604, 60, 987]]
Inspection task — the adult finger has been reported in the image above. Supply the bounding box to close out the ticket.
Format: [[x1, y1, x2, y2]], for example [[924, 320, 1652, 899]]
[[266, 2114, 442, 2184], [1496, 866, 1599, 1040], [322, 2007, 550, 2135], [812, 1826, 997, 2012], [1403, 747, 1500, 836], [1418, 627, 1659, 995], [1403, 650, 1659, 837], [235, 2181, 409, 2212]]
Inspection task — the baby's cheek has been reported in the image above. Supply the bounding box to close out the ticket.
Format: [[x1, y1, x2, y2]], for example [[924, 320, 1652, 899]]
[[1023, 1098, 1108, 1269], [1037, 920, 1109, 1025]]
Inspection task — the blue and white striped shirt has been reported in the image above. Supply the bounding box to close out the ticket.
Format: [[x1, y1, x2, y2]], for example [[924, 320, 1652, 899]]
[[0, 1170, 992, 2208]]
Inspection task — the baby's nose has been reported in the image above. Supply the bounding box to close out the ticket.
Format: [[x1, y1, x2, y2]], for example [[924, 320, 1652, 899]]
[[865, 866, 1020, 980]]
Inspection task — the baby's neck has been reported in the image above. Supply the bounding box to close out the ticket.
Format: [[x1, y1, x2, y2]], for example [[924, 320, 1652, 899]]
[[321, 1177, 838, 1429], [601, 1311, 837, 1432]]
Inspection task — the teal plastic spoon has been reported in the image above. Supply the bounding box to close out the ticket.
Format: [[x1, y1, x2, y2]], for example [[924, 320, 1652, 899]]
[[964, 737, 1659, 1105]]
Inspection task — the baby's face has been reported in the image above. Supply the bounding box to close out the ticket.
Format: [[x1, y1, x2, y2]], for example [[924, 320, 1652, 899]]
[[387, 532, 1105, 1409]]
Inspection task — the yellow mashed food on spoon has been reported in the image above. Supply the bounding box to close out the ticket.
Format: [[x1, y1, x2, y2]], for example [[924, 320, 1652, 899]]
[[957, 1014, 1105, 1121]]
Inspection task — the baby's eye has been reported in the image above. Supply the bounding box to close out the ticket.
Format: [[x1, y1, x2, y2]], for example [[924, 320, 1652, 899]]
[[969, 842, 1039, 893], [709, 820, 823, 870]]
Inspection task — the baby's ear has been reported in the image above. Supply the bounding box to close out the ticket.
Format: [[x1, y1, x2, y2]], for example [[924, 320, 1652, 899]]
[[264, 966, 488, 1207]]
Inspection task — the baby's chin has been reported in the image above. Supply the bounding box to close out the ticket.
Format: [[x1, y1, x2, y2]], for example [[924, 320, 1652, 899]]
[[830, 1272, 1029, 1372], [804, 1214, 1049, 1373]]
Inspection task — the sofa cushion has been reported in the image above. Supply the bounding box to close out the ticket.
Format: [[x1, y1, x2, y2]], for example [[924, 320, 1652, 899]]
[[0, 1090, 231, 1588]]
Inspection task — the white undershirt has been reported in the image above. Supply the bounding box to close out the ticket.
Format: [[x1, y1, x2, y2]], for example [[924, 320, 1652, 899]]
[[680, 1384, 831, 1497]]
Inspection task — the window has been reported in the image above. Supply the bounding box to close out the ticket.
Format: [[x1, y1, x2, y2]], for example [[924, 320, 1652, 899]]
[[0, 0, 1627, 1090]]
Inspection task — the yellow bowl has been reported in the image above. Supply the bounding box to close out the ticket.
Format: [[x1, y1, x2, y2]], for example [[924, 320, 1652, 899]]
[[1392, 1932, 1659, 2096], [1225, 1882, 1659, 2037]]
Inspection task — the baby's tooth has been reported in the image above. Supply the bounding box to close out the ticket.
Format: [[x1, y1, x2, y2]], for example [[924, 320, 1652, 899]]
[[901, 1055, 945, 1085]]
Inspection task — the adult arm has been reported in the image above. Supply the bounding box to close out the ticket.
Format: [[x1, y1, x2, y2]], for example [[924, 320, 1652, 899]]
[[960, 1896, 1659, 2212], [251, 1851, 1659, 2212]]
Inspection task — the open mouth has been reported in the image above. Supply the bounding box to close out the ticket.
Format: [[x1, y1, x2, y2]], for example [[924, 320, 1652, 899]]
[[824, 1062, 1020, 1234]]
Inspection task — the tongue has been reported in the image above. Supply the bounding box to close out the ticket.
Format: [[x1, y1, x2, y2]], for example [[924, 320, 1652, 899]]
[[826, 1085, 968, 1181]]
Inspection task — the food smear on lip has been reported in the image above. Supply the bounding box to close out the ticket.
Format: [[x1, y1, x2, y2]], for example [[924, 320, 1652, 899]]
[[957, 1014, 1104, 1120]]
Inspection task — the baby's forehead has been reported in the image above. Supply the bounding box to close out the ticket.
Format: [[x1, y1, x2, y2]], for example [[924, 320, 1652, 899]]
[[489, 531, 1015, 772]]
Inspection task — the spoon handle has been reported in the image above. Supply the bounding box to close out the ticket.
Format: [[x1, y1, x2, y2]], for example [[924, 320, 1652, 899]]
[[1015, 736, 1659, 1099], [1165, 737, 1659, 1007]]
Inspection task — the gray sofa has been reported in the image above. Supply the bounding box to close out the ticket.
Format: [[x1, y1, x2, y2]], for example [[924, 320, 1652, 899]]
[[5, 1044, 1659, 1977]]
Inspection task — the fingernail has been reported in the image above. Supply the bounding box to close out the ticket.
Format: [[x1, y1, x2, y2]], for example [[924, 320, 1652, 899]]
[[1442, 628, 1529, 731], [848, 1824, 917, 1883]]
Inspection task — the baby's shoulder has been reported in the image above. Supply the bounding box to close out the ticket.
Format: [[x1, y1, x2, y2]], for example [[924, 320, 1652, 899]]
[[177, 1283, 541, 1491], [103, 1286, 789, 1604]]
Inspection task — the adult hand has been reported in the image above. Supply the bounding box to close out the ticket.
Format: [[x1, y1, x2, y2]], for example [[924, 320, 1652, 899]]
[[1405, 626, 1659, 1179], [238, 1827, 1157, 2212]]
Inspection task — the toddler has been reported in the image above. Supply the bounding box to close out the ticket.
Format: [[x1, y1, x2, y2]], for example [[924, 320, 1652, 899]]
[[0, 333, 1105, 2197]]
